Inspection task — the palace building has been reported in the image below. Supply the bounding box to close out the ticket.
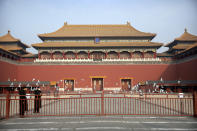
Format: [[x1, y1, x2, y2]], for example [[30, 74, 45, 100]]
[[32, 22, 162, 62], [165, 28, 197, 55], [0, 22, 197, 92], [0, 30, 30, 60]]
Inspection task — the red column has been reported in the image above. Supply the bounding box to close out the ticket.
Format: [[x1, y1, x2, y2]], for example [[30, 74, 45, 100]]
[[130, 52, 132, 59], [38, 52, 41, 59], [142, 52, 144, 58], [62, 52, 65, 59], [105, 52, 108, 59], [154, 52, 157, 58], [51, 52, 53, 59], [88, 51, 90, 59], [75, 52, 78, 59], [118, 52, 120, 59], [64, 52, 67, 59]]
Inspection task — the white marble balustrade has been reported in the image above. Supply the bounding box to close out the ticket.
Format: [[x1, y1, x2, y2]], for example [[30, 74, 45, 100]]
[[34, 58, 161, 63]]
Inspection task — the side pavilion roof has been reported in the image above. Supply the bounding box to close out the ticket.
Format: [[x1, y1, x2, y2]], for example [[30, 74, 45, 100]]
[[0, 30, 30, 48]]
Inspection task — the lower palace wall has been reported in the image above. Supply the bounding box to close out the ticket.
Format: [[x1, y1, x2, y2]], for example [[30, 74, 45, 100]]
[[0, 57, 196, 90], [176, 58, 197, 81]]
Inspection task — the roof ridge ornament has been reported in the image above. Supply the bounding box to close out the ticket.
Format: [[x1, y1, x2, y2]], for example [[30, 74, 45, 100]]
[[8, 30, 10, 34], [64, 22, 67, 26], [127, 21, 131, 26], [184, 28, 187, 33]]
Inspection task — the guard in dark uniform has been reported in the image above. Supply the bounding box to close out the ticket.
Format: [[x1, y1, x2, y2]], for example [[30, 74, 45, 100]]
[[34, 87, 42, 113], [18, 87, 27, 117], [24, 88, 28, 112]]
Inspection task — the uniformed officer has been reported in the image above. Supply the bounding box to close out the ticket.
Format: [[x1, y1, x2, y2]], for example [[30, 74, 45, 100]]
[[18, 87, 27, 117], [34, 87, 42, 113], [24, 88, 28, 112]]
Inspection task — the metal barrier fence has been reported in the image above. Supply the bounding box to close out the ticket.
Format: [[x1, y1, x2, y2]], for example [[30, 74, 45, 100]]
[[0, 93, 194, 119]]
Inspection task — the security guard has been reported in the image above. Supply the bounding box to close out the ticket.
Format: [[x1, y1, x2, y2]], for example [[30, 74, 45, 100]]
[[18, 87, 27, 117], [34, 87, 42, 113]]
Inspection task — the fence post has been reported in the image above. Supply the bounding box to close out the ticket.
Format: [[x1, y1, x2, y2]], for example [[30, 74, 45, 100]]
[[193, 89, 197, 117], [6, 90, 10, 119], [101, 92, 104, 115]]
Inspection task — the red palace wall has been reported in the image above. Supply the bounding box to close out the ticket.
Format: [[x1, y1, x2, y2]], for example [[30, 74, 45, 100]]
[[0, 58, 196, 89], [176, 58, 197, 80], [0, 61, 176, 88], [0, 61, 18, 81]]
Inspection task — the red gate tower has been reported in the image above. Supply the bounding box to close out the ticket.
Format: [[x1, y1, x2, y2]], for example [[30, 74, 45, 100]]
[[0, 22, 197, 92], [31, 22, 162, 91]]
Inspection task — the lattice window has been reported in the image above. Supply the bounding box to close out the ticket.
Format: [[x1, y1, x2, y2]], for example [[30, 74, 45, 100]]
[[133, 52, 142, 58], [108, 52, 118, 59], [65, 52, 75, 59], [78, 52, 88, 59], [120, 52, 130, 59], [41, 52, 50, 59], [53, 52, 63, 59], [144, 52, 154, 58]]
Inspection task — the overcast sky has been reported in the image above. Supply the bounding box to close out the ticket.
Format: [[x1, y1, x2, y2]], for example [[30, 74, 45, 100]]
[[0, 0, 197, 53]]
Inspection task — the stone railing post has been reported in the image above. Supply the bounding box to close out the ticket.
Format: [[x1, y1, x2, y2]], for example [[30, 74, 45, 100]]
[[6, 90, 10, 119], [101, 92, 104, 115], [193, 89, 197, 117]]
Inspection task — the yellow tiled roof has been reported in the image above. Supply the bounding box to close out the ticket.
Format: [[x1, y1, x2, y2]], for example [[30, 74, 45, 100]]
[[0, 31, 19, 42], [0, 46, 23, 51], [38, 22, 156, 38], [177, 43, 197, 55], [0, 31, 30, 48], [0, 46, 19, 56], [175, 29, 197, 41], [182, 43, 197, 52], [0, 44, 29, 56], [32, 41, 163, 48], [172, 44, 190, 50], [165, 29, 197, 47], [157, 53, 173, 57], [21, 53, 36, 57]]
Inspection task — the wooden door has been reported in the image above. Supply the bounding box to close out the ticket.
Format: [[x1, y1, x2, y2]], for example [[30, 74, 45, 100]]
[[92, 78, 103, 91], [121, 79, 131, 91], [64, 80, 74, 91]]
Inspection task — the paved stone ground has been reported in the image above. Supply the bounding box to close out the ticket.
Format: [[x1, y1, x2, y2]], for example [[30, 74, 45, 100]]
[[0, 116, 197, 131]]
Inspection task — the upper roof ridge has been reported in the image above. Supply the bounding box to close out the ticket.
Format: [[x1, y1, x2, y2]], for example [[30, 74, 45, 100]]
[[38, 22, 156, 39]]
